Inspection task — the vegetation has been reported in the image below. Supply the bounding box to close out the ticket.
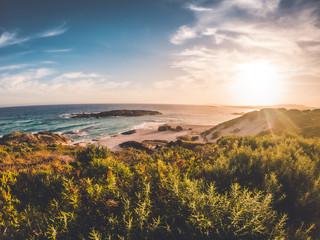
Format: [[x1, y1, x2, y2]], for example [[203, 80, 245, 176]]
[[1, 132, 320, 239], [0, 143, 77, 172], [202, 108, 320, 140]]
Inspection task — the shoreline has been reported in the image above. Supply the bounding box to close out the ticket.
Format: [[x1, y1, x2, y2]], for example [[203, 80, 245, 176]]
[[73, 123, 213, 151]]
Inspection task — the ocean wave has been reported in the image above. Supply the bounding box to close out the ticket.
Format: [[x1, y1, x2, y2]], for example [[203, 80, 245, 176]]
[[62, 129, 89, 137], [57, 113, 72, 119], [131, 121, 163, 130], [94, 133, 111, 141]]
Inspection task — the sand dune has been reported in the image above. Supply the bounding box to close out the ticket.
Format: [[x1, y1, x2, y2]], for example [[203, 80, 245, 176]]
[[202, 108, 320, 141]]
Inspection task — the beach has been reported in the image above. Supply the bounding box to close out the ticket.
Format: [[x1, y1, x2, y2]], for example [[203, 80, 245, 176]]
[[75, 123, 212, 150]]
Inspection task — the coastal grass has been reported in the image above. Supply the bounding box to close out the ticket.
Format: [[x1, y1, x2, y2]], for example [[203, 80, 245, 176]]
[[0, 143, 78, 172], [202, 108, 320, 140], [1, 133, 320, 239]]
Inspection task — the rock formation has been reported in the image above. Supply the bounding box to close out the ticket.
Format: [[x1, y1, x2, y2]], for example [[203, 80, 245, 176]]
[[71, 110, 162, 119]]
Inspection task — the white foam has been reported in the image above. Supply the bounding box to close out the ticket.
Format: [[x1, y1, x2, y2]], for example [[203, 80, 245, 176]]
[[58, 113, 72, 119], [62, 129, 89, 137], [131, 121, 164, 130], [95, 133, 112, 141]]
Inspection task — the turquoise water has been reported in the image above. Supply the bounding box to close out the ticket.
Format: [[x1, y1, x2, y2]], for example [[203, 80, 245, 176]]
[[0, 104, 251, 141]]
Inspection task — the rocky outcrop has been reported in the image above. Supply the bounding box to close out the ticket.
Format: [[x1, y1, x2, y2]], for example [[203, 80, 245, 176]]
[[119, 139, 209, 153], [121, 130, 137, 135], [119, 140, 169, 153], [158, 125, 183, 132], [71, 110, 162, 119], [0, 132, 72, 145]]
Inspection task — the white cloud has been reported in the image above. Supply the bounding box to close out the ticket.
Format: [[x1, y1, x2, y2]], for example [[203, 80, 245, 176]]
[[187, 4, 212, 12], [169, 0, 320, 89], [38, 22, 67, 37], [42, 61, 57, 64], [0, 68, 55, 90], [0, 23, 68, 48], [0, 68, 131, 104], [0, 32, 29, 48], [54, 72, 100, 81], [0, 32, 16, 46], [0, 64, 30, 71], [45, 49, 72, 53], [170, 25, 197, 45]]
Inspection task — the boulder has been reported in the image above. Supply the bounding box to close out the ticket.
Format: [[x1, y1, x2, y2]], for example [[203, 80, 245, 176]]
[[175, 126, 183, 132], [119, 141, 152, 154], [158, 125, 183, 132], [158, 125, 172, 131], [121, 130, 137, 135], [119, 139, 169, 153]]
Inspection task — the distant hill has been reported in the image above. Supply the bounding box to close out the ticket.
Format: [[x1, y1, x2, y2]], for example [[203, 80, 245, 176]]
[[225, 104, 316, 110], [202, 108, 320, 141]]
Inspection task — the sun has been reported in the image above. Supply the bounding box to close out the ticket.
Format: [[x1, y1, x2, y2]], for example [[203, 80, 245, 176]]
[[232, 61, 282, 106]]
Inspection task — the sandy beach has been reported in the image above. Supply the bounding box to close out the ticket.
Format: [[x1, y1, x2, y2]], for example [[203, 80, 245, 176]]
[[77, 123, 213, 151]]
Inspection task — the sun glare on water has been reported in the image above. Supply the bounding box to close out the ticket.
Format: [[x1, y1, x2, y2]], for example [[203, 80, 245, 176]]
[[233, 61, 282, 106]]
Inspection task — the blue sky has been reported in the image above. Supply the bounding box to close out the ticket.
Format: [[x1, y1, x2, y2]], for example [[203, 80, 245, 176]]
[[1, 0, 320, 107]]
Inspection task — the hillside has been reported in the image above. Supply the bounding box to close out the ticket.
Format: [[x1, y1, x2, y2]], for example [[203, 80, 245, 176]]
[[202, 108, 320, 141]]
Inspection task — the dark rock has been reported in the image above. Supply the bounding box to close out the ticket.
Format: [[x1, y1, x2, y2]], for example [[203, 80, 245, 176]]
[[177, 135, 189, 141], [158, 125, 183, 132], [71, 110, 162, 119], [191, 136, 199, 141], [119, 141, 153, 154], [119, 139, 169, 153], [167, 141, 176, 148], [0, 132, 72, 145], [121, 130, 137, 135], [158, 125, 172, 131], [175, 126, 183, 132]]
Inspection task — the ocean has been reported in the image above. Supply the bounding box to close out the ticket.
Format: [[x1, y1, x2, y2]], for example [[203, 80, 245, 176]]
[[0, 104, 252, 142]]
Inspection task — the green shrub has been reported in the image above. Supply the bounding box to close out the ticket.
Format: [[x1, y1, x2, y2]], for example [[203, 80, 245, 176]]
[[1, 134, 320, 239]]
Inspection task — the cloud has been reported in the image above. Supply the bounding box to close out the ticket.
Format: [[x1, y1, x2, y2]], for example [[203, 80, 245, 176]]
[[0, 64, 30, 71], [42, 61, 57, 64], [0, 68, 131, 104], [38, 22, 68, 38], [0, 68, 55, 90], [168, 0, 320, 91], [187, 4, 212, 12], [54, 72, 100, 81], [0, 23, 68, 48], [45, 49, 72, 53], [170, 25, 197, 45], [0, 32, 29, 48]]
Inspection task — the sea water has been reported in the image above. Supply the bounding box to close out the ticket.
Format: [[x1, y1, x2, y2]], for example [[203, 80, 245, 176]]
[[0, 104, 252, 142]]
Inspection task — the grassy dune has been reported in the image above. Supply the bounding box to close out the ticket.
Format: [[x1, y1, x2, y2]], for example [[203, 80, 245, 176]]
[[202, 108, 320, 141]]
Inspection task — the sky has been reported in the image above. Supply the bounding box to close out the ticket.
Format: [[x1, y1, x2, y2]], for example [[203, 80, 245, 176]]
[[1, 0, 320, 107]]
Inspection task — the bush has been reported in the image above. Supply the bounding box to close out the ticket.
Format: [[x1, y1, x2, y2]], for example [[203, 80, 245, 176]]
[[1, 134, 320, 239]]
